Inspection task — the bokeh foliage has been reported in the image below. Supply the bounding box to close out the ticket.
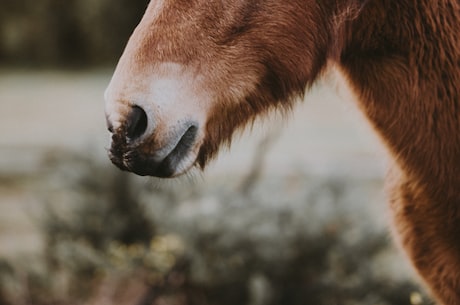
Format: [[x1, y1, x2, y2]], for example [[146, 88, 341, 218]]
[[0, 0, 149, 67], [0, 152, 434, 305]]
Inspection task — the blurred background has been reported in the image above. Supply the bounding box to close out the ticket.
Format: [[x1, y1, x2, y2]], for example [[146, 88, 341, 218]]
[[0, 1, 432, 304]]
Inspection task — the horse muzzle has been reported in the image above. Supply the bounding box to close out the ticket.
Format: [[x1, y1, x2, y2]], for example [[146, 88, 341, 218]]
[[107, 105, 199, 178]]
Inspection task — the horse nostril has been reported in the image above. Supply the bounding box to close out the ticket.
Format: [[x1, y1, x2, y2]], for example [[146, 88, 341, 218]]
[[126, 105, 148, 140]]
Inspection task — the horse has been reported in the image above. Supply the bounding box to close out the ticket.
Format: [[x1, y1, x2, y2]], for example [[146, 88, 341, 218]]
[[104, 1, 460, 304]]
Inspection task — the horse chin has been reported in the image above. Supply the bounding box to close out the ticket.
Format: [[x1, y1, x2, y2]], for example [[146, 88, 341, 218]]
[[109, 145, 199, 178], [130, 153, 198, 178]]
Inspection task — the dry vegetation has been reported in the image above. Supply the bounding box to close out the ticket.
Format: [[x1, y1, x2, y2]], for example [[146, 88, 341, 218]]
[[0, 150, 434, 305]]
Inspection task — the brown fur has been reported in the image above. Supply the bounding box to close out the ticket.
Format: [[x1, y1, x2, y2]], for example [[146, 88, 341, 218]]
[[340, 2, 460, 303], [110, 0, 460, 303]]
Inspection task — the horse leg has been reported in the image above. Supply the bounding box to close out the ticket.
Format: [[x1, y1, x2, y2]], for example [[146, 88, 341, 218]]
[[387, 165, 460, 305]]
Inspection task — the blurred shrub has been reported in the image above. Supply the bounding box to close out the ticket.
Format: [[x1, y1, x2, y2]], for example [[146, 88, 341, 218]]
[[0, 0, 149, 67], [0, 151, 435, 305]]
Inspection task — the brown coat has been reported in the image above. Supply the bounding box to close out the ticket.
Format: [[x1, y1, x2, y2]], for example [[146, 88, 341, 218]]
[[106, 1, 460, 303]]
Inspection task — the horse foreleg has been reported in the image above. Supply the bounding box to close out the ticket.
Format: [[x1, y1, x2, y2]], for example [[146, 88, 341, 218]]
[[387, 166, 460, 305]]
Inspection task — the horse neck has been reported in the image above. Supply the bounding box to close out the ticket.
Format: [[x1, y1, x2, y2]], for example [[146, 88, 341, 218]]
[[337, 0, 460, 200]]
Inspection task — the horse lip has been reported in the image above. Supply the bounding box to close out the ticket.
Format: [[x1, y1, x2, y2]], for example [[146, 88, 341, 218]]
[[109, 124, 199, 177], [150, 123, 198, 162]]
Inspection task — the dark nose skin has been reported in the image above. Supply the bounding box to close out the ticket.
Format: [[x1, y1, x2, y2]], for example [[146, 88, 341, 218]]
[[126, 105, 148, 140]]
